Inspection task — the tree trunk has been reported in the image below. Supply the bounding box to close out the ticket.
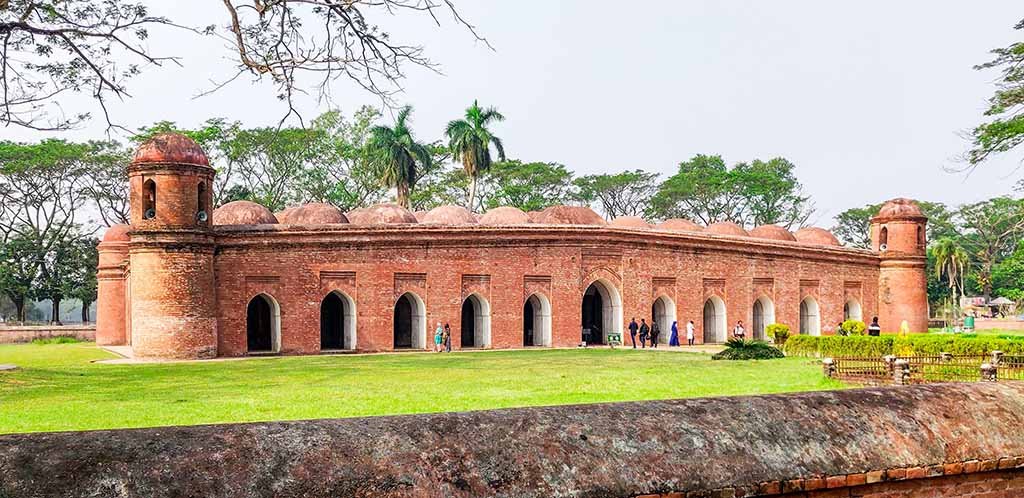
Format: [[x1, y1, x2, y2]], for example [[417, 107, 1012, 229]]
[[467, 175, 478, 211], [12, 296, 25, 324], [397, 183, 409, 209], [81, 300, 92, 323], [51, 296, 62, 325]]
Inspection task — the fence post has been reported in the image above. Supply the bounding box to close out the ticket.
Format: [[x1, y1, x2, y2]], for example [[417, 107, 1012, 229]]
[[822, 358, 836, 378], [992, 350, 1003, 367], [981, 363, 998, 382], [940, 352, 952, 362], [893, 359, 910, 385], [884, 355, 896, 377]]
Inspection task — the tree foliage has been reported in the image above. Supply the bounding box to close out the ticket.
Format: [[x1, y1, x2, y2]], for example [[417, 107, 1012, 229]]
[[367, 106, 432, 208], [966, 18, 1024, 168], [446, 100, 505, 210], [574, 170, 659, 219]]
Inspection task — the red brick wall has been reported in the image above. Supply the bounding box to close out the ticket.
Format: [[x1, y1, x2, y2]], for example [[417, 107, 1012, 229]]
[[207, 227, 881, 357], [96, 240, 128, 346]]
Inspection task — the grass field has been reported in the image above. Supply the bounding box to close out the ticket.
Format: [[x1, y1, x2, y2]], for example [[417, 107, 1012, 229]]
[[0, 343, 841, 435], [928, 328, 1024, 337]]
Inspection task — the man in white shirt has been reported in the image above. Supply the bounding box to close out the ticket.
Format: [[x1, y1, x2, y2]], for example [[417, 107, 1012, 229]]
[[733, 321, 746, 340], [686, 320, 695, 346]]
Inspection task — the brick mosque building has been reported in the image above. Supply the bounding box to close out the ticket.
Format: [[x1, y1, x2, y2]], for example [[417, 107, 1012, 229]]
[[95, 133, 929, 360]]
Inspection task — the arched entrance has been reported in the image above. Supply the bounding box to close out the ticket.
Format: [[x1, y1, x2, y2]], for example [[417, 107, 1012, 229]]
[[461, 293, 491, 348], [702, 296, 726, 343], [320, 291, 356, 351], [651, 296, 676, 345], [394, 292, 426, 349], [581, 279, 622, 345], [752, 296, 775, 341], [844, 298, 863, 322], [523, 293, 552, 347], [800, 297, 821, 336], [247, 294, 280, 353]]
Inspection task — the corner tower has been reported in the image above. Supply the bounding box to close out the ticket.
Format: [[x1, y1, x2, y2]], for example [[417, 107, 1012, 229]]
[[870, 198, 928, 333], [127, 133, 218, 359]]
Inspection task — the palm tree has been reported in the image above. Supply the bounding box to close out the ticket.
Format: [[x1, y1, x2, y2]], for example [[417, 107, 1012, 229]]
[[366, 106, 432, 208], [446, 100, 506, 210], [933, 237, 969, 325]]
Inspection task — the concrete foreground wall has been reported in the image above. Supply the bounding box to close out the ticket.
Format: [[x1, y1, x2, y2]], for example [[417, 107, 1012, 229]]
[[2, 383, 1024, 497]]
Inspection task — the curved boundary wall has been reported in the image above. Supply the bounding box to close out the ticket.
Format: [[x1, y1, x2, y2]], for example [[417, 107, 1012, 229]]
[[3, 383, 1024, 497]]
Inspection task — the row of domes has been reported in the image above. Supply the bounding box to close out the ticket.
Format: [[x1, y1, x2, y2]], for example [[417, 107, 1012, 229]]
[[207, 201, 840, 246]]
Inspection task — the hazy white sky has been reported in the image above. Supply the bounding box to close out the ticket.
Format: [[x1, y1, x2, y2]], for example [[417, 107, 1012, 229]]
[[8, 1, 1024, 225]]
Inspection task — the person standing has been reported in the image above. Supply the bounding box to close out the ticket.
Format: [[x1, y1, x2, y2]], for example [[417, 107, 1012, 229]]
[[434, 322, 444, 352], [868, 317, 881, 337], [686, 320, 695, 346], [628, 318, 639, 348], [733, 320, 745, 340], [443, 323, 452, 352], [650, 320, 660, 348], [669, 320, 680, 347], [639, 319, 650, 348]]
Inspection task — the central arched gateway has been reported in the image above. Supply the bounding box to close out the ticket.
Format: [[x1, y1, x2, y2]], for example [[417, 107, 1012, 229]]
[[246, 293, 280, 353], [320, 291, 356, 351], [460, 293, 491, 348], [702, 296, 726, 343], [523, 293, 552, 347], [393, 292, 426, 349], [652, 296, 676, 345], [581, 279, 622, 345], [752, 296, 775, 341], [800, 297, 821, 336]]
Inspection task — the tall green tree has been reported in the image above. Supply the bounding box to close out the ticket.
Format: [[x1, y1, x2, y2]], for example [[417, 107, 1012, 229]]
[[966, 18, 1024, 170], [832, 203, 883, 249], [446, 100, 506, 211], [932, 237, 969, 322], [367, 106, 433, 208], [0, 234, 39, 323], [957, 197, 1024, 299], [575, 170, 659, 219], [733, 158, 814, 228], [992, 240, 1024, 304]]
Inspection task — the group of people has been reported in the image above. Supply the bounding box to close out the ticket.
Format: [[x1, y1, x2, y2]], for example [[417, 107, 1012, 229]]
[[627, 318, 699, 348], [433, 322, 453, 352]]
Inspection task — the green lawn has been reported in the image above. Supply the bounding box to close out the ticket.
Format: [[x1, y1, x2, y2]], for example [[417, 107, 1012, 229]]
[[928, 327, 1024, 337], [0, 343, 842, 435]]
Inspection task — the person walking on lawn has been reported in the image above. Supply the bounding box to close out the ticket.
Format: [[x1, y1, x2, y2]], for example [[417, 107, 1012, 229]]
[[639, 319, 650, 348], [650, 320, 661, 348], [628, 318, 639, 348]]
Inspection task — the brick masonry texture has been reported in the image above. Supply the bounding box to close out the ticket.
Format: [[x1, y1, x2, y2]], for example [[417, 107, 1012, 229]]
[[3, 383, 1024, 497], [95, 134, 930, 359]]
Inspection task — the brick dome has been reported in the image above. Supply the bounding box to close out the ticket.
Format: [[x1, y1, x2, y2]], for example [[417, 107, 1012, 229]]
[[102, 224, 131, 242], [527, 211, 543, 223], [359, 203, 418, 224], [274, 206, 298, 224], [422, 205, 477, 225], [534, 206, 607, 226], [656, 219, 703, 232], [610, 216, 652, 229], [213, 201, 278, 226], [413, 210, 428, 222], [794, 227, 840, 246], [875, 198, 925, 220], [705, 221, 749, 237], [480, 206, 531, 225], [345, 208, 371, 224], [749, 224, 796, 242], [132, 133, 211, 168], [285, 203, 349, 224]]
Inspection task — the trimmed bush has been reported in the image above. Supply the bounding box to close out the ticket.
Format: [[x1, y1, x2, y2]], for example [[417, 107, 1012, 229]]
[[783, 333, 1024, 358], [30, 336, 83, 345], [712, 339, 785, 360], [766, 324, 790, 345], [838, 320, 866, 336]]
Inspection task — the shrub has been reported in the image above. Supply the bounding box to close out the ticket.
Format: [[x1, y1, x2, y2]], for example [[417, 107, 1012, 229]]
[[783, 333, 1024, 357], [30, 336, 82, 345], [838, 319, 866, 336], [766, 323, 790, 345], [712, 338, 786, 360]]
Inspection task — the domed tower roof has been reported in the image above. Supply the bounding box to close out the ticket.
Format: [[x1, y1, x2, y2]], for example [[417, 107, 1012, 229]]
[[794, 227, 840, 246], [213, 201, 278, 226], [705, 221, 749, 237], [132, 133, 211, 169], [359, 203, 418, 224], [480, 206, 531, 225], [610, 216, 652, 229], [413, 210, 428, 222], [873, 198, 926, 221], [527, 211, 543, 223], [749, 224, 797, 242], [534, 205, 607, 225], [656, 218, 703, 232], [422, 205, 477, 224], [285, 203, 349, 224], [102, 224, 131, 242]]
